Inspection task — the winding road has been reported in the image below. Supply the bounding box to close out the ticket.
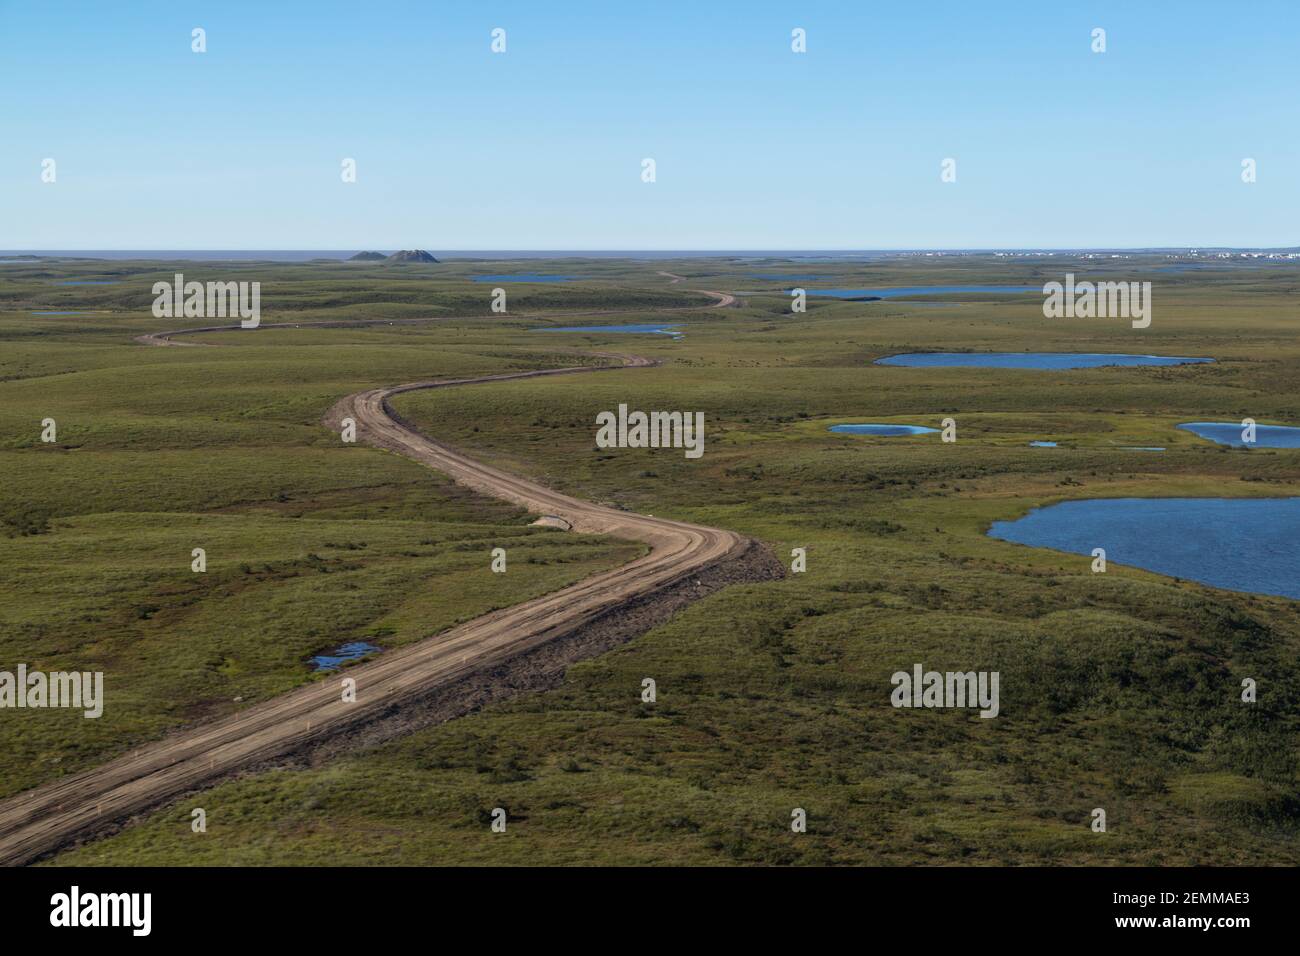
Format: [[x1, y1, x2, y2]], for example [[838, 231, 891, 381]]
[[0, 287, 749, 865]]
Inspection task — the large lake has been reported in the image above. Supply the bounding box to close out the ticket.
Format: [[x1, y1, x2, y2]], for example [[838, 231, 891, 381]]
[[1178, 422, 1300, 448], [877, 353, 1214, 370], [988, 497, 1300, 600]]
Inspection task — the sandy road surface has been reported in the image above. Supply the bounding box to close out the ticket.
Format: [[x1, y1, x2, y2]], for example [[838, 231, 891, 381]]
[[0, 292, 744, 865]]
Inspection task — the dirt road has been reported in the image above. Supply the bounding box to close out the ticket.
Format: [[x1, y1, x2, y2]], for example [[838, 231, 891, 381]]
[[0, 292, 747, 866]]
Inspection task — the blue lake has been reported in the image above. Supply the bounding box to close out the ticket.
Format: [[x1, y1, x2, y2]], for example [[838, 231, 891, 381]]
[[1029, 441, 1058, 447], [829, 423, 938, 436], [801, 285, 1035, 299], [1178, 422, 1300, 448], [988, 497, 1300, 600], [750, 274, 832, 281], [534, 323, 681, 336], [1122, 446, 1167, 452], [32, 311, 86, 315], [472, 274, 577, 283], [876, 352, 1214, 370], [311, 641, 381, 671]]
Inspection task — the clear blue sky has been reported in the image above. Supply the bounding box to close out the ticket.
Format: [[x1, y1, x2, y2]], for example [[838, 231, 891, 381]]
[[2, 0, 1296, 249]]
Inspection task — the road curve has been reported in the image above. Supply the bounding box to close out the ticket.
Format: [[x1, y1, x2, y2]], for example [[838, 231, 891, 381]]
[[0, 293, 747, 866]]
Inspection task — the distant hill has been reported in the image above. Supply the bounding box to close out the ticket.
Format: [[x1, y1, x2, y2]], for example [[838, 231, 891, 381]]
[[386, 250, 439, 263], [348, 251, 387, 261]]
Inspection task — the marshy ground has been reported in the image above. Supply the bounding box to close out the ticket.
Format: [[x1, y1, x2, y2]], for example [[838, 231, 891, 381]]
[[2, 254, 1297, 865]]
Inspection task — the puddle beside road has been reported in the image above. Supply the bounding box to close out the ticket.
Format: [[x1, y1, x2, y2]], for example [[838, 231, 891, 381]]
[[311, 641, 381, 671]]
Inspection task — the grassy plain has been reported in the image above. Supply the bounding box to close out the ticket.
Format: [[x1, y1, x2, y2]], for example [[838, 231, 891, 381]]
[[2, 254, 1297, 864]]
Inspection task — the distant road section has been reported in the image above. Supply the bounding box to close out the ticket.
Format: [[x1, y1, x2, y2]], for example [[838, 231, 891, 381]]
[[133, 288, 735, 346]]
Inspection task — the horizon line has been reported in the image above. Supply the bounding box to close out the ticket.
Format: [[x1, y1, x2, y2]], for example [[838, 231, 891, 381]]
[[4, 246, 1299, 255]]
